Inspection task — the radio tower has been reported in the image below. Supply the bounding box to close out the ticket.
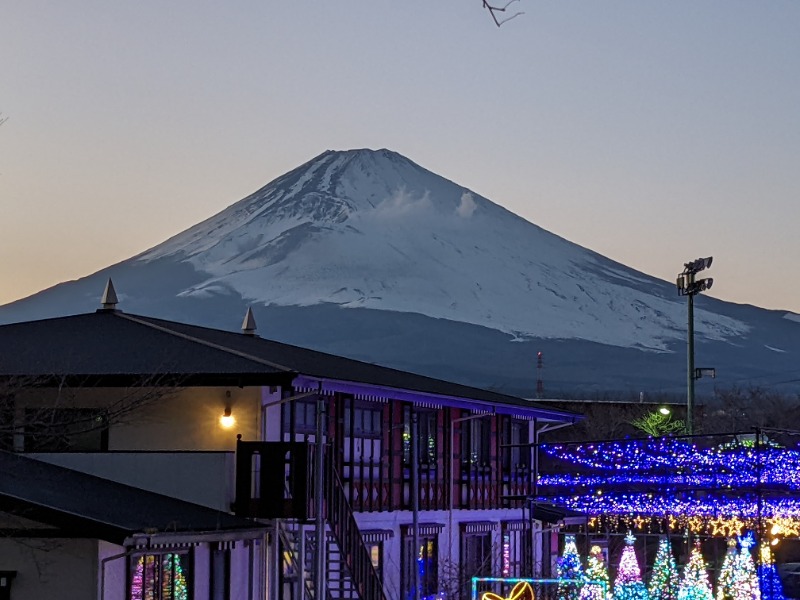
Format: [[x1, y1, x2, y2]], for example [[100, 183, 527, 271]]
[[536, 351, 544, 399]]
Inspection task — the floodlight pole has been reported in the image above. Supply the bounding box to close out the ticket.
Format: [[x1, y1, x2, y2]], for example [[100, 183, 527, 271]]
[[677, 257, 713, 435], [687, 291, 695, 435]]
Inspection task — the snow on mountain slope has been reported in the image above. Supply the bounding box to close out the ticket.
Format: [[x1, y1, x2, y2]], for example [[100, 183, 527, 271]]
[[138, 149, 747, 351]]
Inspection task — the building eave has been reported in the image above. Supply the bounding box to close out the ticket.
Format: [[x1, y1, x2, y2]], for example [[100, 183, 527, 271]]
[[292, 375, 581, 423]]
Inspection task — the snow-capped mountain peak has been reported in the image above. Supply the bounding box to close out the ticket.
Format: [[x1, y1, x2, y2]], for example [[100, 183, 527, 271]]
[[137, 149, 747, 352]]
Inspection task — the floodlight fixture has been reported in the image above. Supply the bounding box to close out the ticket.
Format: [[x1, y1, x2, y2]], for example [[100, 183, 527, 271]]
[[695, 368, 716, 380], [683, 256, 713, 273]]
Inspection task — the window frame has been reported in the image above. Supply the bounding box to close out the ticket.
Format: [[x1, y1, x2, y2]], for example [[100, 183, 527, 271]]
[[128, 551, 192, 600], [344, 400, 383, 439], [281, 399, 317, 436], [402, 407, 438, 467], [23, 407, 109, 452], [401, 533, 439, 600], [460, 529, 493, 599], [503, 418, 530, 471], [461, 417, 490, 469]]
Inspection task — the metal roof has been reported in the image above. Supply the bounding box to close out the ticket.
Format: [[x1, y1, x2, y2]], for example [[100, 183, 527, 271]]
[[0, 451, 267, 545], [0, 309, 579, 421]]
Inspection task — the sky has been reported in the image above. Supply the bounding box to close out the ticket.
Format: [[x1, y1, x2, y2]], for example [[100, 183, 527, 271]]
[[1, 1, 799, 312]]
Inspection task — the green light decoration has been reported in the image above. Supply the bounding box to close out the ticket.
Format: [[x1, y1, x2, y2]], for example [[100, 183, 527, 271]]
[[161, 554, 188, 600], [557, 535, 585, 600], [716, 539, 738, 600], [678, 543, 713, 600], [649, 538, 680, 600], [580, 545, 610, 600], [613, 533, 649, 600], [630, 410, 686, 437]]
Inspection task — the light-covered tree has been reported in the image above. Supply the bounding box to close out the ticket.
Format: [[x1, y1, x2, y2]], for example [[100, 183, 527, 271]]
[[716, 539, 738, 600], [558, 535, 585, 600], [580, 545, 610, 600], [649, 538, 680, 600], [733, 535, 760, 600], [613, 533, 648, 600], [678, 543, 713, 600]]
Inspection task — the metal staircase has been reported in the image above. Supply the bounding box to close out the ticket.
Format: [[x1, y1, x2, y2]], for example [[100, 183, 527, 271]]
[[317, 448, 386, 600], [235, 440, 386, 600], [277, 521, 317, 600]]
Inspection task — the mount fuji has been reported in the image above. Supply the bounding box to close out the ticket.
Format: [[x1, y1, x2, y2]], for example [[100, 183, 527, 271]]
[[3, 149, 798, 395]]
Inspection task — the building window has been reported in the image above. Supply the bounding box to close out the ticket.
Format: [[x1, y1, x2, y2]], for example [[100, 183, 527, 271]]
[[282, 399, 317, 435], [461, 529, 493, 598], [23, 408, 108, 452], [211, 546, 231, 600], [403, 408, 437, 466], [130, 553, 190, 600], [501, 522, 530, 578], [503, 419, 530, 471], [461, 417, 490, 468], [344, 401, 382, 438], [367, 542, 383, 578], [401, 535, 439, 600]]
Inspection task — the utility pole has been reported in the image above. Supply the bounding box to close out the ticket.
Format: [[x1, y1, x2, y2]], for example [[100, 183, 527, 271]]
[[676, 257, 714, 434], [314, 389, 326, 599], [411, 412, 420, 600]]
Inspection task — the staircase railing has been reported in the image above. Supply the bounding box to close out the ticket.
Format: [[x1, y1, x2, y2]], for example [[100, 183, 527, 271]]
[[314, 447, 386, 600], [277, 521, 317, 600], [234, 439, 385, 600]]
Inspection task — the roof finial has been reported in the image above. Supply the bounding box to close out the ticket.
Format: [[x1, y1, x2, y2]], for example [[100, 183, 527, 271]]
[[100, 278, 119, 310], [241, 307, 257, 336]]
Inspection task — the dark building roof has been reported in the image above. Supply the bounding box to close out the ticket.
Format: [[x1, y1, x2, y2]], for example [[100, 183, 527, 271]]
[[0, 451, 266, 545], [0, 310, 295, 388], [0, 309, 579, 421]]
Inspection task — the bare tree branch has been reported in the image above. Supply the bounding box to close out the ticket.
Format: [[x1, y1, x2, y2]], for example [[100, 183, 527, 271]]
[[1, 373, 181, 452], [483, 0, 524, 27]]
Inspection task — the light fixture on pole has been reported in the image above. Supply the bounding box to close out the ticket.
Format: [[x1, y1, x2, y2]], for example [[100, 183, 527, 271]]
[[676, 256, 713, 434]]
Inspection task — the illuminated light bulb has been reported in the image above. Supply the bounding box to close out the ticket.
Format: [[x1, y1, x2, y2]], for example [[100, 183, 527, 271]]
[[220, 407, 236, 429]]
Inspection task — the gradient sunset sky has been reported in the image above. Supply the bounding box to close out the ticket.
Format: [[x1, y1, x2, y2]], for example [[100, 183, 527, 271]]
[[1, 2, 798, 312]]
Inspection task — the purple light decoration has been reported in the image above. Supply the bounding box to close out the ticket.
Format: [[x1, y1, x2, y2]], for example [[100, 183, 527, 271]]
[[540, 492, 800, 520], [537, 437, 800, 534], [540, 439, 800, 475], [502, 532, 511, 577], [538, 470, 800, 489]]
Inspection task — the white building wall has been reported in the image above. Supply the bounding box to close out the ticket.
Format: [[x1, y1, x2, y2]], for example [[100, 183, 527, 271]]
[[230, 541, 250, 599], [355, 507, 530, 600], [97, 540, 126, 600], [261, 386, 283, 440], [194, 544, 211, 600]]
